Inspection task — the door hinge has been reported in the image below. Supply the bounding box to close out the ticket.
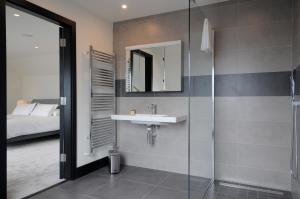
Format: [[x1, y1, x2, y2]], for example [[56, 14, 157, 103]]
[[60, 38, 66, 47], [60, 97, 67, 106], [60, 154, 67, 162]]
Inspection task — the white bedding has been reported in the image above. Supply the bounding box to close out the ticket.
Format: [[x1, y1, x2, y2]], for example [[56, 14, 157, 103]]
[[7, 115, 60, 139]]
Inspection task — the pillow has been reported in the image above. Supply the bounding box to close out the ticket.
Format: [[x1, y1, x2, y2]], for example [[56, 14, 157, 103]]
[[31, 104, 58, 117], [12, 103, 36, 116]]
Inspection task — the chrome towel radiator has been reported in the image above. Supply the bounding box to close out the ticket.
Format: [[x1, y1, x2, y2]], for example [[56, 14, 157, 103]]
[[89, 46, 115, 153]]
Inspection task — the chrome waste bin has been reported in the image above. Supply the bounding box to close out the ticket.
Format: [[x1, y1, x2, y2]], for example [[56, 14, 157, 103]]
[[108, 150, 120, 174]]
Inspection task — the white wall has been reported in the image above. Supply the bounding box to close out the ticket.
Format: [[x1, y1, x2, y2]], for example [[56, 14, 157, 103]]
[[27, 0, 113, 167], [7, 53, 59, 113], [7, 64, 22, 113], [22, 75, 59, 101]]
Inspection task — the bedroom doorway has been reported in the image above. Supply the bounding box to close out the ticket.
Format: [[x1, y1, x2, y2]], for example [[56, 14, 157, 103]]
[[0, 1, 77, 199], [6, 5, 63, 198]]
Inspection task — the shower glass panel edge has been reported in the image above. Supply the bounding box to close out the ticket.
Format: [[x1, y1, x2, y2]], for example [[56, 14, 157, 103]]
[[188, 0, 215, 198]]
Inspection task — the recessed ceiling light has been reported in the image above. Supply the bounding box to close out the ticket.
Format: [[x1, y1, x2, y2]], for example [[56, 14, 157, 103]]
[[34, 46, 39, 49], [13, 13, 20, 17], [121, 4, 127, 9]]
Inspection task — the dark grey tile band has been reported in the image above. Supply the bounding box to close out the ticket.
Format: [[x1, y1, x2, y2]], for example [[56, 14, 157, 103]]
[[215, 71, 291, 97], [116, 71, 291, 97]]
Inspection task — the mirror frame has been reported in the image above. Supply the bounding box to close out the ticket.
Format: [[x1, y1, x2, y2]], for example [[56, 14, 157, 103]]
[[125, 40, 183, 93]]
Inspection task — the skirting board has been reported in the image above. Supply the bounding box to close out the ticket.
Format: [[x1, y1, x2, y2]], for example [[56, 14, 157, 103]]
[[75, 157, 109, 178]]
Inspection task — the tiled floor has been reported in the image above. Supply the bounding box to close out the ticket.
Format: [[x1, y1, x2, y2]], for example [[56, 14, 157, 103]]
[[30, 166, 211, 199], [30, 166, 290, 199]]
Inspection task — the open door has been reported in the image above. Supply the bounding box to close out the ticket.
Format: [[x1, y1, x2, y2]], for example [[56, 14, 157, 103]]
[[59, 27, 66, 179], [1, 1, 76, 198], [58, 25, 77, 180]]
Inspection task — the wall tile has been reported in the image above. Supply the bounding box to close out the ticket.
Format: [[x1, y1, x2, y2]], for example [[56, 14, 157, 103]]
[[214, 97, 292, 190], [190, 97, 214, 141], [215, 28, 238, 52], [190, 159, 213, 178], [237, 121, 291, 147], [237, 0, 272, 26], [215, 163, 238, 182], [238, 97, 292, 123], [121, 151, 188, 175], [215, 97, 239, 122], [270, 0, 292, 22], [215, 49, 238, 75], [237, 0, 292, 25], [236, 166, 291, 191], [117, 97, 189, 174], [237, 24, 269, 50], [215, 74, 239, 96], [215, 120, 238, 143], [190, 139, 213, 162], [293, 35, 300, 67], [237, 47, 291, 73], [215, 142, 238, 164], [268, 21, 292, 47], [201, 2, 238, 29], [237, 144, 290, 172], [235, 72, 291, 96]]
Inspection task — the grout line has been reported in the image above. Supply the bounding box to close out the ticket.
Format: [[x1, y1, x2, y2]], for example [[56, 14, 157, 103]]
[[139, 173, 171, 199]]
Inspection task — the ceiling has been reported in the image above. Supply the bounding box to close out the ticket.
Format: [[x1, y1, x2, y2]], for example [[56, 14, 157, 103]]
[[72, 0, 229, 22], [6, 6, 59, 59]]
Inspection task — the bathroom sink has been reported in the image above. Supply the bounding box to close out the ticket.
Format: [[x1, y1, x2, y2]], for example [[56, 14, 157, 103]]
[[111, 114, 187, 125]]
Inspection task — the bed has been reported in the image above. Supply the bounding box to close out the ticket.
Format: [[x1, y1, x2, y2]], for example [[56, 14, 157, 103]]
[[7, 99, 60, 143]]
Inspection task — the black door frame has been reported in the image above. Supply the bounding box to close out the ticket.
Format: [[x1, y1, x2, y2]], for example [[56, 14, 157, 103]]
[[0, 0, 77, 198]]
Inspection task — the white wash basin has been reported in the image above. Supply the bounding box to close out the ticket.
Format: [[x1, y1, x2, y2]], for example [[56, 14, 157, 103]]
[[111, 114, 187, 125]]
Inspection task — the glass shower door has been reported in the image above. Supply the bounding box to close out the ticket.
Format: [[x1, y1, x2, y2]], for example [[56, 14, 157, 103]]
[[188, 0, 215, 198]]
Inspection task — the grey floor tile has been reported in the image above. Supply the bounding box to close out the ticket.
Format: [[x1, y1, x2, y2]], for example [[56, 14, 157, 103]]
[[91, 165, 132, 177], [143, 187, 188, 199], [30, 187, 97, 199], [118, 166, 169, 185], [30, 166, 292, 199], [159, 173, 210, 192], [248, 190, 258, 199], [57, 173, 114, 195], [88, 178, 155, 199]]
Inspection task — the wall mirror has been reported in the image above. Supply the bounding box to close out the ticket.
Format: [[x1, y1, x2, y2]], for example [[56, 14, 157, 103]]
[[125, 40, 183, 92]]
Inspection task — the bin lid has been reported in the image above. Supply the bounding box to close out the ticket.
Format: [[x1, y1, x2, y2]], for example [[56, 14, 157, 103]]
[[109, 150, 120, 156]]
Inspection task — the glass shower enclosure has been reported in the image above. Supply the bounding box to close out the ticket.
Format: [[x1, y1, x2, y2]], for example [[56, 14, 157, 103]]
[[188, 0, 215, 198]]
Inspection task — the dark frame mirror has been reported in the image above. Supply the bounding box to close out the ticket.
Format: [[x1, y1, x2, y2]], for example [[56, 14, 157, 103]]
[[126, 40, 183, 93]]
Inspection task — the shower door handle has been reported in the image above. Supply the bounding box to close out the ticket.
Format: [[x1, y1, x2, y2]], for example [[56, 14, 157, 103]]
[[292, 101, 300, 180]]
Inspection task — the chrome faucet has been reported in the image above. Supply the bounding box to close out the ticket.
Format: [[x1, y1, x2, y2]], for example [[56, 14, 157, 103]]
[[151, 104, 157, 115]]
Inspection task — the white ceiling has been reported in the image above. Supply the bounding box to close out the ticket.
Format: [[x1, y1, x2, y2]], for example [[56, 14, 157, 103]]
[[72, 0, 229, 22], [6, 6, 59, 59]]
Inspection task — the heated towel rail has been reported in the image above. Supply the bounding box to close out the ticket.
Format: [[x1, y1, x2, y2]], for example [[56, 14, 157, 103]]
[[89, 46, 115, 153]]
